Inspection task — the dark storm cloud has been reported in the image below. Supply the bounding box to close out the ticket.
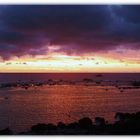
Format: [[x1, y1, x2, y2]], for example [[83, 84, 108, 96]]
[[108, 6, 140, 42], [0, 5, 140, 60], [113, 5, 140, 24]]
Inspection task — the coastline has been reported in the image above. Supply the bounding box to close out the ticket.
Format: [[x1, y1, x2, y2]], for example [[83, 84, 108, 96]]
[[0, 111, 140, 135]]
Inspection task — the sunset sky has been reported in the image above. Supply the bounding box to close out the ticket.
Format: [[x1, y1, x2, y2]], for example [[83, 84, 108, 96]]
[[0, 5, 140, 73]]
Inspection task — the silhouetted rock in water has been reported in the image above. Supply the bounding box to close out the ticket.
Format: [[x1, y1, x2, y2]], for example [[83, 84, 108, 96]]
[[48, 79, 53, 82], [24, 86, 29, 90], [4, 111, 140, 135], [94, 117, 106, 134], [57, 122, 66, 129], [31, 123, 57, 135], [83, 78, 93, 83], [0, 128, 13, 135], [95, 117, 105, 126], [115, 112, 134, 123], [112, 112, 140, 134], [31, 123, 48, 134], [95, 81, 102, 84], [67, 122, 79, 129], [131, 81, 140, 87], [105, 88, 108, 91], [120, 90, 124, 93], [136, 112, 140, 117], [115, 112, 127, 122], [78, 117, 93, 129], [46, 123, 57, 130]]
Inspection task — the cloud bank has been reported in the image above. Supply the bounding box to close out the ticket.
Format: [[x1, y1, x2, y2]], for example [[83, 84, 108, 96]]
[[0, 5, 140, 60]]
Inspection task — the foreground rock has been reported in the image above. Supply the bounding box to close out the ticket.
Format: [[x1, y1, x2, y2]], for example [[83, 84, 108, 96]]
[[0, 112, 140, 135]]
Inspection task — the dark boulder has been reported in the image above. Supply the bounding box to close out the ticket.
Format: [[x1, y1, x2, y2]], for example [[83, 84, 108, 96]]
[[0, 128, 13, 135], [78, 117, 93, 129], [95, 117, 105, 126]]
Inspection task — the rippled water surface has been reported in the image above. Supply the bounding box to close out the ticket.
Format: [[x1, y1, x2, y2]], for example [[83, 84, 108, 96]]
[[0, 84, 140, 133]]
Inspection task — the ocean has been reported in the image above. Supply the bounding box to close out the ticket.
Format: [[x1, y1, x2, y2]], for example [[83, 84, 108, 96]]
[[0, 73, 140, 83], [0, 73, 139, 133]]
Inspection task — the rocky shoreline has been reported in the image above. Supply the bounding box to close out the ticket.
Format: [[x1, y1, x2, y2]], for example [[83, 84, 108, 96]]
[[0, 111, 140, 135]]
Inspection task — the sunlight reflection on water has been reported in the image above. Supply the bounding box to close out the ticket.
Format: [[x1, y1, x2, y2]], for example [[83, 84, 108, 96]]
[[0, 85, 140, 133]]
